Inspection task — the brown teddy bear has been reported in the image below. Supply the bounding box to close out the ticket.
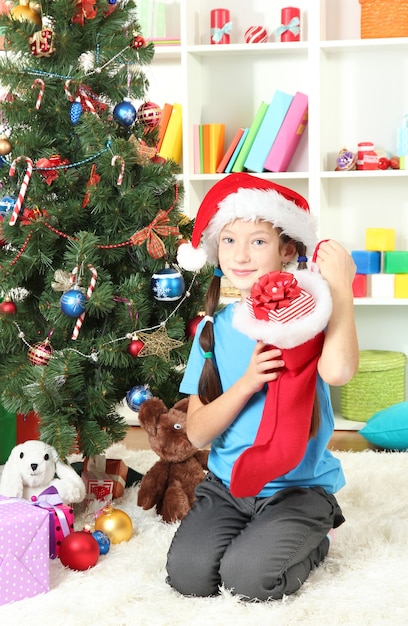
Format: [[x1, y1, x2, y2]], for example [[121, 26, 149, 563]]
[[137, 396, 209, 523]]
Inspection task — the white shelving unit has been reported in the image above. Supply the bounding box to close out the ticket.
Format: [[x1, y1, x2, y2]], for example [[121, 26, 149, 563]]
[[145, 0, 408, 419]]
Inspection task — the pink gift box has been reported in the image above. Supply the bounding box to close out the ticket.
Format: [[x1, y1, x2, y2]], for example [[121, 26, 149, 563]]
[[32, 487, 74, 559], [0, 495, 49, 605]]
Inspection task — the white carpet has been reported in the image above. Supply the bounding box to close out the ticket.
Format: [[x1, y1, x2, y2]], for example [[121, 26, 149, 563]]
[[1, 444, 408, 626]]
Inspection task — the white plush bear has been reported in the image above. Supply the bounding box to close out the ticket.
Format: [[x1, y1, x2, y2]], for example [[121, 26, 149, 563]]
[[0, 439, 85, 504]]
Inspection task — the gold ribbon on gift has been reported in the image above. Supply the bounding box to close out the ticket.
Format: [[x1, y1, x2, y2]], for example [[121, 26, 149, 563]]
[[130, 210, 179, 259]]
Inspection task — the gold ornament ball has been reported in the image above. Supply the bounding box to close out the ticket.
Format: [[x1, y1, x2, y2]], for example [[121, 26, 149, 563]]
[[11, 1, 42, 26], [94, 504, 133, 544], [0, 136, 12, 156]]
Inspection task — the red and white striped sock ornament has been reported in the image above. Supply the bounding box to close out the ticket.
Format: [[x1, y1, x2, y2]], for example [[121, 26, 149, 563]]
[[8, 156, 33, 226], [70, 264, 98, 340]]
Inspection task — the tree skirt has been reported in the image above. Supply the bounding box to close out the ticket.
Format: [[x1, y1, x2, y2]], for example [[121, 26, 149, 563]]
[[1, 444, 408, 626]]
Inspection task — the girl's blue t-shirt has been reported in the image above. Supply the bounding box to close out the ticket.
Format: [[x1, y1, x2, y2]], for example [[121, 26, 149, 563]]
[[180, 303, 345, 497]]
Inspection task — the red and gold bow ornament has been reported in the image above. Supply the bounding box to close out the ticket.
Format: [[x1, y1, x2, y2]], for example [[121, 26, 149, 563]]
[[130, 210, 179, 259]]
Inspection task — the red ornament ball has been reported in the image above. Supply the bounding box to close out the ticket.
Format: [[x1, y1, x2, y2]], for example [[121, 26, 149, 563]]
[[244, 26, 268, 44], [131, 34, 146, 49], [59, 530, 100, 571], [28, 339, 54, 366], [127, 338, 144, 358], [0, 299, 17, 315], [136, 102, 162, 128], [186, 314, 205, 339]]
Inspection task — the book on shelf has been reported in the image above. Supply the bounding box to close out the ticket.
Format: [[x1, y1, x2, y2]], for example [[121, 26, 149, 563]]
[[156, 102, 173, 152], [202, 124, 211, 173], [147, 38, 181, 46], [209, 123, 225, 173], [231, 101, 269, 173], [244, 90, 294, 173], [192, 124, 200, 174], [216, 128, 246, 173], [158, 102, 182, 165], [193, 123, 226, 173], [225, 128, 249, 173], [264, 92, 308, 173]]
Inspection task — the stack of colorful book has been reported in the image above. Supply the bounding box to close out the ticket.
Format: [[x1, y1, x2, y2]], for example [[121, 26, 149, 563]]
[[214, 90, 308, 174], [192, 123, 226, 174]]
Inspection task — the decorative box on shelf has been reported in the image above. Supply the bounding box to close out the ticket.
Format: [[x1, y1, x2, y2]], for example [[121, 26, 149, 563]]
[[359, 0, 408, 39]]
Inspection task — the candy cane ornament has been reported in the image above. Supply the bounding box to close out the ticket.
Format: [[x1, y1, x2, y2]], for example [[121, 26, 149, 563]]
[[70, 264, 98, 340], [64, 79, 74, 102], [111, 154, 125, 185], [32, 78, 45, 110], [9, 156, 34, 226]]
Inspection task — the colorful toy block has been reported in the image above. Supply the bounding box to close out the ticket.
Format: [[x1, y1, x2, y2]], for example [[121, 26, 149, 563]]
[[365, 228, 395, 252], [352, 274, 367, 297], [384, 251, 408, 274], [351, 250, 381, 274], [368, 273, 395, 298], [394, 274, 408, 298]]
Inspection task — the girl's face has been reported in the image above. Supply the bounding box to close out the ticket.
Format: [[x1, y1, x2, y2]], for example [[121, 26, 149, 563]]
[[218, 219, 296, 299]]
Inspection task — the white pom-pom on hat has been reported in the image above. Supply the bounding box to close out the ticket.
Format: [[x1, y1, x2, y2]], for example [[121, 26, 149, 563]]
[[177, 241, 208, 272]]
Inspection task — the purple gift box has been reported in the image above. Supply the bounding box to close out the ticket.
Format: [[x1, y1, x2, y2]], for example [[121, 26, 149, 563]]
[[0, 495, 50, 605]]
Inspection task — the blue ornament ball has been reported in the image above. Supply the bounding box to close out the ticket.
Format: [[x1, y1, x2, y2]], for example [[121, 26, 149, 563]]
[[70, 101, 83, 125], [92, 530, 111, 555], [60, 287, 87, 317], [113, 100, 137, 127], [0, 195, 16, 215], [151, 267, 185, 302], [126, 385, 153, 412]]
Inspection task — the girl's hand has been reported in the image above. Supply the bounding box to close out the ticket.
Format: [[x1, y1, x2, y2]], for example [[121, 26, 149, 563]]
[[241, 341, 284, 395], [314, 240, 356, 297]]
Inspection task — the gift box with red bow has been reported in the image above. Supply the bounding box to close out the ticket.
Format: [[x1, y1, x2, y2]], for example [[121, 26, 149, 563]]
[[31, 486, 74, 559]]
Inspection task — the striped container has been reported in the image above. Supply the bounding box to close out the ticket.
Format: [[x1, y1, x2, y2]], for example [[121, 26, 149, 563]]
[[341, 350, 407, 421]]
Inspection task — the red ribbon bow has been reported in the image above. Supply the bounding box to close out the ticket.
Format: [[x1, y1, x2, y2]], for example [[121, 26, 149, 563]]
[[36, 155, 69, 185], [250, 271, 302, 321], [130, 210, 179, 259]]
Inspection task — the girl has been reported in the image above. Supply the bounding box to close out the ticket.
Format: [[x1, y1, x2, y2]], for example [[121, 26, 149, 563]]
[[167, 173, 359, 601]]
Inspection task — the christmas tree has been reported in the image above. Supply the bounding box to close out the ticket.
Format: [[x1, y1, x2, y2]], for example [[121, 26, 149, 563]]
[[0, 0, 209, 459]]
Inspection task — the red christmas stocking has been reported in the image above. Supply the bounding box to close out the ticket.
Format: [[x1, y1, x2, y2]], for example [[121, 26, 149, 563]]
[[230, 331, 325, 498]]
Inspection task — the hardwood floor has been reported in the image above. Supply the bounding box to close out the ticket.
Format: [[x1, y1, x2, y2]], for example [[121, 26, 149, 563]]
[[123, 426, 150, 450]]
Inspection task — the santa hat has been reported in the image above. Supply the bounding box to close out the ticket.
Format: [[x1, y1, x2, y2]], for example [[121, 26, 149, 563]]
[[177, 173, 318, 271]]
